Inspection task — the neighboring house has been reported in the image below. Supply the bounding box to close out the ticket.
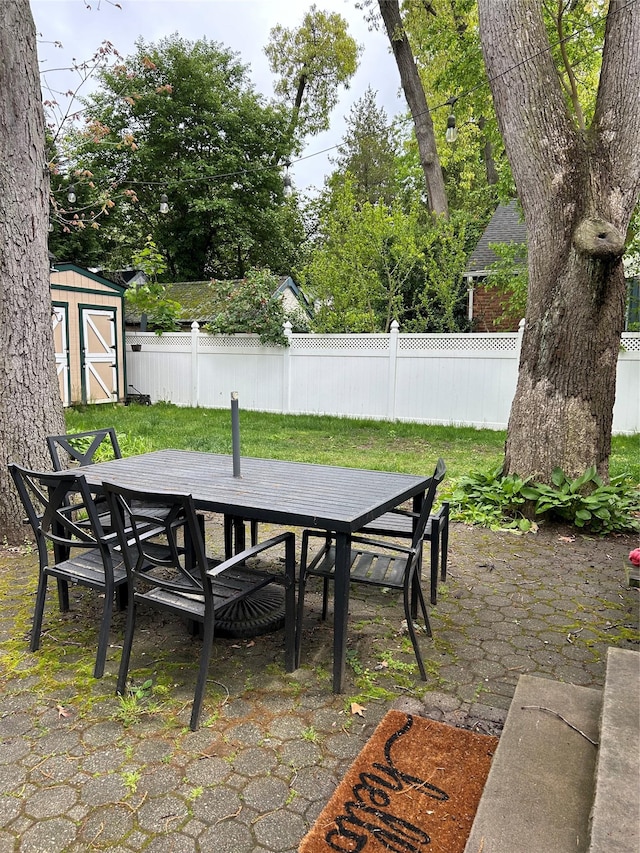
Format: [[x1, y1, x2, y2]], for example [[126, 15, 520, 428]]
[[464, 200, 527, 332], [122, 275, 312, 329], [624, 256, 640, 330], [465, 200, 640, 331], [95, 267, 147, 289], [50, 263, 126, 406]]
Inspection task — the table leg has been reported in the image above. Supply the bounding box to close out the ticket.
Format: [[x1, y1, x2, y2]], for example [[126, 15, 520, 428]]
[[332, 532, 351, 693], [284, 533, 296, 673]]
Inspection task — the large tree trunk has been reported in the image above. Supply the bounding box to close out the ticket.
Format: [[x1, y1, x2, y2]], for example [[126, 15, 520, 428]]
[[0, 0, 65, 542], [478, 0, 640, 482], [378, 0, 449, 217]]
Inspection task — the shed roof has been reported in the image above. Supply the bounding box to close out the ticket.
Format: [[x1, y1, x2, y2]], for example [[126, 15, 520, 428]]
[[465, 200, 527, 278], [51, 263, 126, 295]]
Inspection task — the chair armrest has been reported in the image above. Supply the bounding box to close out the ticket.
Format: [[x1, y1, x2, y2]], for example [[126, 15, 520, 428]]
[[350, 533, 413, 555], [301, 529, 413, 556], [206, 531, 295, 577], [432, 501, 449, 521]]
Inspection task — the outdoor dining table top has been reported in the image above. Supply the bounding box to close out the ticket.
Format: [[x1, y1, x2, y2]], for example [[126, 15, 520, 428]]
[[80, 449, 432, 692], [79, 449, 431, 534]]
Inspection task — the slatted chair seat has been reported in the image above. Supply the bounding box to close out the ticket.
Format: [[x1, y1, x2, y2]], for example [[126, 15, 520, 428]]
[[296, 459, 446, 681], [142, 566, 274, 619], [359, 501, 450, 604], [103, 482, 296, 731], [49, 549, 127, 588]]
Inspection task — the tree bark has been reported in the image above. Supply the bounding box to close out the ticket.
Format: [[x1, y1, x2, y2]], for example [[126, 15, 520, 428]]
[[0, 0, 65, 542], [378, 0, 449, 217], [478, 0, 640, 483]]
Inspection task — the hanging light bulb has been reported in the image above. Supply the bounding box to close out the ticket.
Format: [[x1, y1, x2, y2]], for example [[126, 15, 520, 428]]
[[446, 114, 458, 143], [282, 159, 293, 197], [67, 184, 76, 204], [159, 193, 169, 214], [445, 96, 458, 144]]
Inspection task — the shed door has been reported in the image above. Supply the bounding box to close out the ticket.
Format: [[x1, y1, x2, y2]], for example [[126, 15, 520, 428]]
[[52, 305, 70, 407], [81, 307, 118, 404]]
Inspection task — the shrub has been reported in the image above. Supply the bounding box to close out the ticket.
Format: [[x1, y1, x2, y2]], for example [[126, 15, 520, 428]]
[[203, 268, 290, 346], [451, 466, 640, 534]]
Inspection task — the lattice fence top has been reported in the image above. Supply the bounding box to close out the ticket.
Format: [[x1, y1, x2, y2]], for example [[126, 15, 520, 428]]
[[398, 334, 518, 352], [621, 333, 640, 353], [199, 335, 272, 350], [128, 334, 187, 348], [291, 335, 389, 351], [128, 330, 639, 355]]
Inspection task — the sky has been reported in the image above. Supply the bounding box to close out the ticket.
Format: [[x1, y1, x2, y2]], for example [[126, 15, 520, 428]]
[[31, 0, 408, 193]]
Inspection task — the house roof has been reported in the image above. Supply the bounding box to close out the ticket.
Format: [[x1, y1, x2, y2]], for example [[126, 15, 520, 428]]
[[97, 268, 146, 288], [124, 275, 311, 325], [465, 200, 527, 278]]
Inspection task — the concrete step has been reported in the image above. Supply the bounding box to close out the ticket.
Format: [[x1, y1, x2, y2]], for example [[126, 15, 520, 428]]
[[588, 647, 640, 853], [464, 674, 602, 853]]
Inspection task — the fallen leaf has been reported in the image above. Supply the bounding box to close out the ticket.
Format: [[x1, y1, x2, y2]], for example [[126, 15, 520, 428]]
[[351, 702, 366, 717], [56, 704, 72, 718], [558, 535, 575, 543]]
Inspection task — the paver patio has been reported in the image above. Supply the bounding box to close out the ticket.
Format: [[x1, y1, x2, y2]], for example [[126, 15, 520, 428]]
[[0, 515, 637, 852]]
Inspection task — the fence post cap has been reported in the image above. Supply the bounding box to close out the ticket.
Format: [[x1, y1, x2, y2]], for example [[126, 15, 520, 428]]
[[191, 320, 200, 331]]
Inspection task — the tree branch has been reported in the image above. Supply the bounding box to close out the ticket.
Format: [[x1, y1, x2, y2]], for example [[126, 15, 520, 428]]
[[521, 705, 598, 746], [478, 0, 577, 216], [593, 0, 640, 217]]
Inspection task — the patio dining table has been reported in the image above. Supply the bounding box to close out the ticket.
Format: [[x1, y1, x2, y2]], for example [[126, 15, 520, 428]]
[[80, 449, 432, 693]]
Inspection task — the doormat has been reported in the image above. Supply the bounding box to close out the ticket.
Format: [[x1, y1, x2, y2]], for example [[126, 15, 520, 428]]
[[299, 710, 498, 853]]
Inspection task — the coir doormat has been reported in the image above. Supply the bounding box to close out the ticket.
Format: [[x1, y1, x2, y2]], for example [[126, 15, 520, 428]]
[[300, 710, 498, 853]]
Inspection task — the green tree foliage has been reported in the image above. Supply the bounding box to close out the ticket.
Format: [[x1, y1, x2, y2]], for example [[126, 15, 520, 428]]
[[327, 87, 400, 206], [403, 212, 472, 333], [300, 179, 469, 333], [57, 34, 303, 280], [125, 235, 180, 333], [265, 4, 361, 145]]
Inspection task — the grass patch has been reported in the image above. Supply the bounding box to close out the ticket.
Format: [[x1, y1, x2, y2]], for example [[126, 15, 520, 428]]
[[65, 403, 639, 491]]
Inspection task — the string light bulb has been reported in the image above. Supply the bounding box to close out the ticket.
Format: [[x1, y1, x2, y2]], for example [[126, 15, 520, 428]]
[[282, 159, 293, 197], [445, 96, 458, 144], [67, 184, 76, 203], [159, 193, 169, 214]]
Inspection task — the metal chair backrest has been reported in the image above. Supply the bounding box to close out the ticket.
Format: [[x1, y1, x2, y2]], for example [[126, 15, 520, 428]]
[[47, 428, 122, 471], [103, 482, 212, 605], [408, 458, 447, 552], [8, 464, 109, 567]]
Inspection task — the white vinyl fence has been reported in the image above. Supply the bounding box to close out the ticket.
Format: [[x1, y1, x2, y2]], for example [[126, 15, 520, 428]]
[[125, 321, 640, 434]]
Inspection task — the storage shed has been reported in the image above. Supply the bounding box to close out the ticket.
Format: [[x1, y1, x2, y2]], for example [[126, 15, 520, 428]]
[[50, 263, 126, 406]]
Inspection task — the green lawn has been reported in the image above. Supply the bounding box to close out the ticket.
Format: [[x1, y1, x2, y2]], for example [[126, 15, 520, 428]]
[[65, 403, 640, 487]]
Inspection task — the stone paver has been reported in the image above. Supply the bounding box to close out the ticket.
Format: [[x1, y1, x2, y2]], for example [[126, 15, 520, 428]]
[[0, 519, 637, 851]]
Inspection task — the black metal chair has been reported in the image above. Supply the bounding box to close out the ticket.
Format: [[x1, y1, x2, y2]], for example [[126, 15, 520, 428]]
[[296, 458, 446, 680], [358, 501, 450, 605], [48, 427, 221, 553], [103, 482, 296, 731], [8, 463, 129, 678]]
